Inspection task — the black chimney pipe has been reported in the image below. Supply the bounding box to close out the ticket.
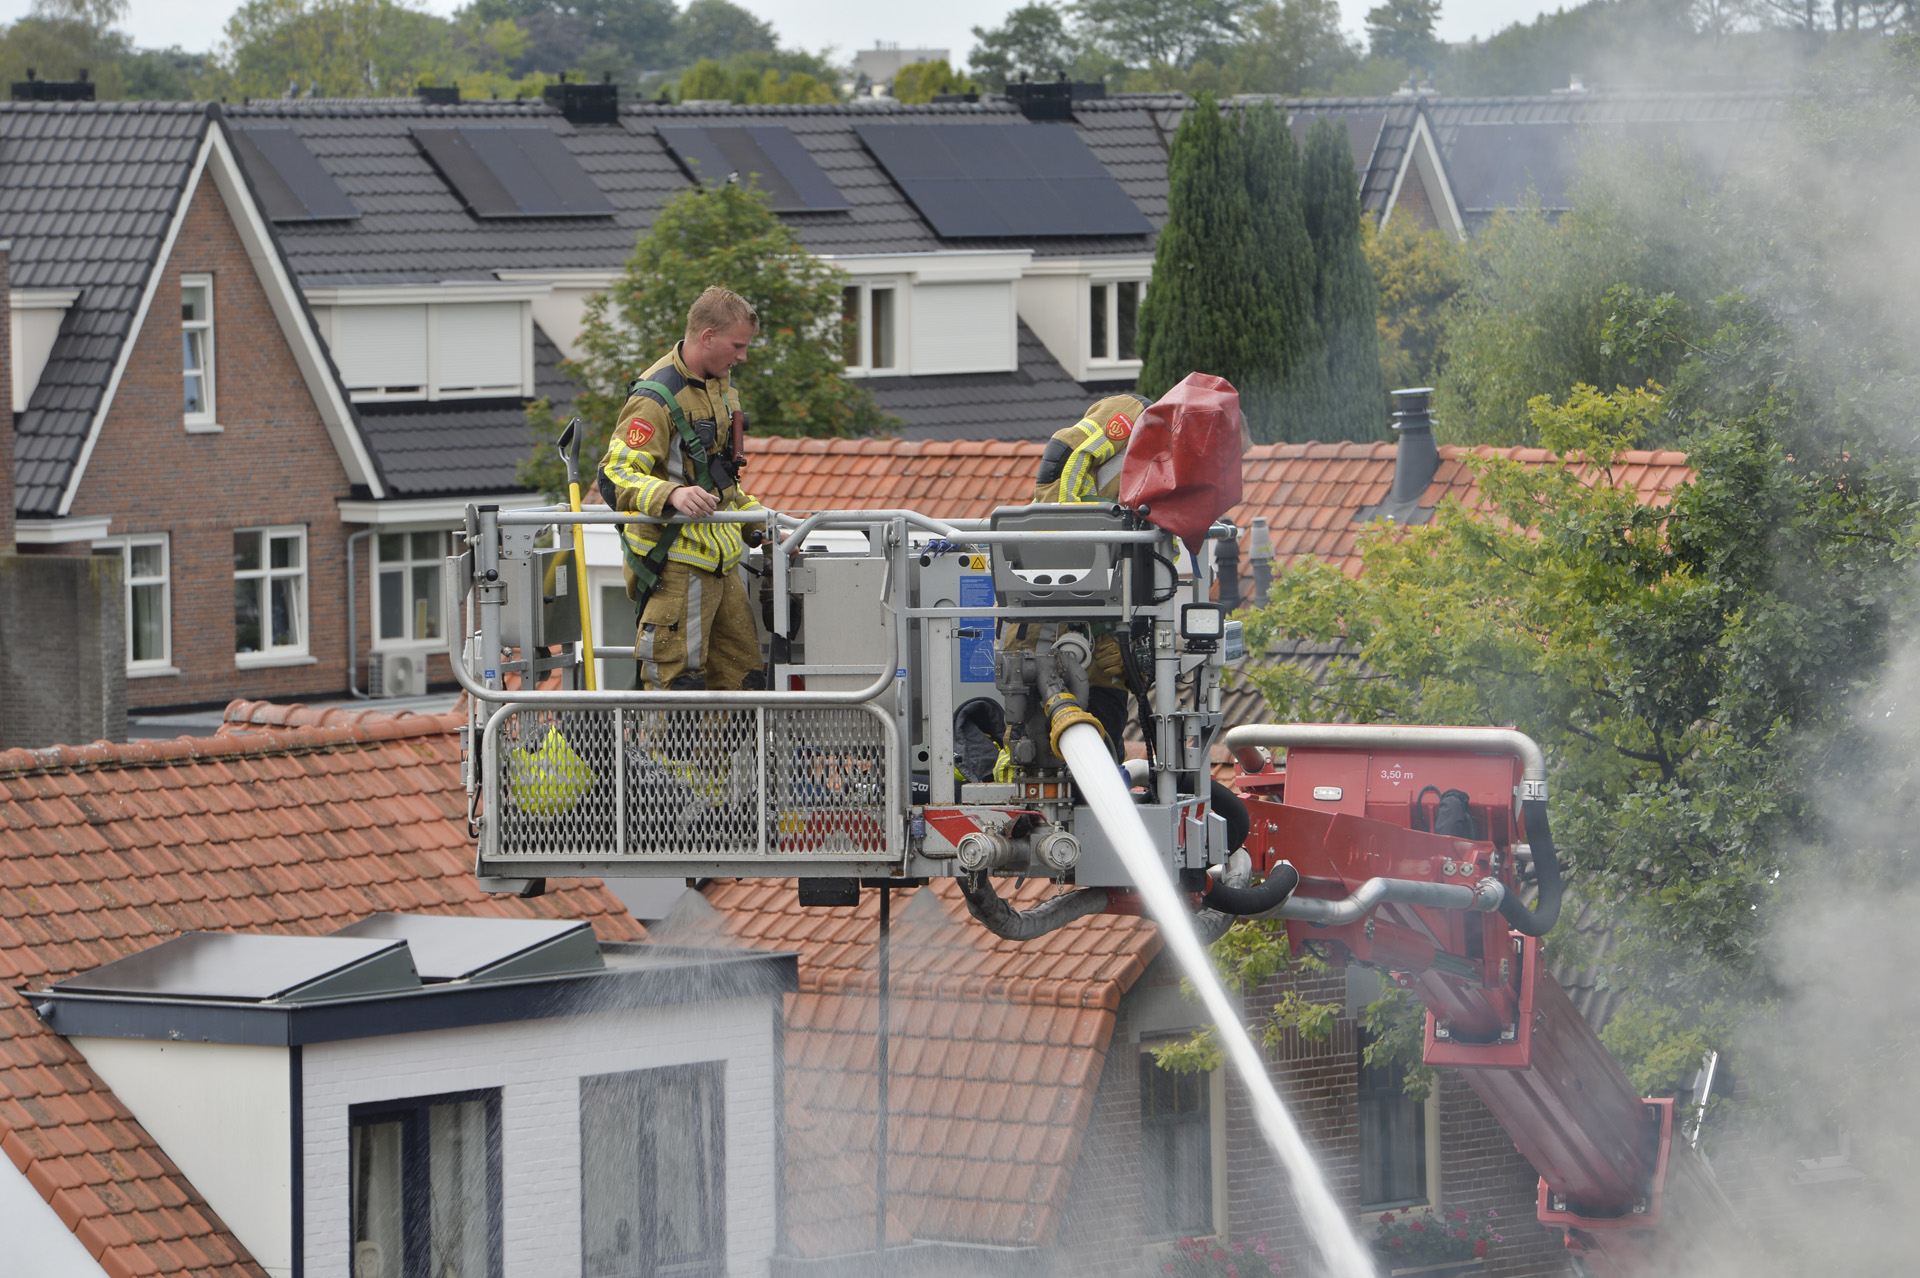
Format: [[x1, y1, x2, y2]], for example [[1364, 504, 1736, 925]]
[[1215, 539, 1241, 612], [1387, 387, 1439, 507]]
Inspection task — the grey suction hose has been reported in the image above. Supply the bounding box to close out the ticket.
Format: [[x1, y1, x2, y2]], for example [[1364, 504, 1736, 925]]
[[959, 873, 1110, 941]]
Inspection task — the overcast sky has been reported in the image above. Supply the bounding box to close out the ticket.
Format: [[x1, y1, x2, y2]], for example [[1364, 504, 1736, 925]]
[[6, 0, 1555, 65]]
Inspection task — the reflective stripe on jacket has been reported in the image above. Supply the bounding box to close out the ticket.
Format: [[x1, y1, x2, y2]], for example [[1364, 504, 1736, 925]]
[[1033, 392, 1149, 504], [599, 343, 762, 574]]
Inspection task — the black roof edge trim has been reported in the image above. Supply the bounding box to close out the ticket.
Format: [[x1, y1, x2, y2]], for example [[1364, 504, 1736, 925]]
[[31, 946, 798, 1046]]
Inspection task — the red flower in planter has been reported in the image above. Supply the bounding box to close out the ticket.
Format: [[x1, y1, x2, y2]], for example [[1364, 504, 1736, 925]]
[[1475, 1240, 1489, 1258], [1410, 1222, 1426, 1233], [1379, 1212, 1396, 1226]]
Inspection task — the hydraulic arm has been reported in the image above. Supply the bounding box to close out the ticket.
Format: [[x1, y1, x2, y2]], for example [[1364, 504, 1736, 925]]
[[1223, 724, 1736, 1276]]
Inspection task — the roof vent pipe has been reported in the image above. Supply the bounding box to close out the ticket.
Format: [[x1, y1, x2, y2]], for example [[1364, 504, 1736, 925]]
[[1387, 387, 1439, 507]]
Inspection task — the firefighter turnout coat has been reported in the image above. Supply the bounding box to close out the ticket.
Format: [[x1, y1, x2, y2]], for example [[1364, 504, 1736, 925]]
[[600, 343, 762, 580], [1033, 392, 1151, 505]]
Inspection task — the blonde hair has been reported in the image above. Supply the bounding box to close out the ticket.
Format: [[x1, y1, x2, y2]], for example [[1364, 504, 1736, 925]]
[[685, 287, 758, 341]]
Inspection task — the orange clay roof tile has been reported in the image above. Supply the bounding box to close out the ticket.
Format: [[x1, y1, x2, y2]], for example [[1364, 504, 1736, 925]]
[[744, 437, 1690, 574], [0, 704, 648, 1278], [702, 877, 1145, 1254]]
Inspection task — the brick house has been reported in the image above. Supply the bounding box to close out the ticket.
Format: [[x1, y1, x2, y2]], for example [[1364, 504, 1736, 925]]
[[0, 700, 791, 1278], [2, 103, 381, 719]]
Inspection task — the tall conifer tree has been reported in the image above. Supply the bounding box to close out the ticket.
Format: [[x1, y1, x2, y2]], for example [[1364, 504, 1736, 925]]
[[1240, 103, 1326, 443], [1300, 117, 1389, 441], [1135, 93, 1264, 405]]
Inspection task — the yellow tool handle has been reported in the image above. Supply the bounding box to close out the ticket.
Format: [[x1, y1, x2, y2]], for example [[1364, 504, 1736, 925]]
[[568, 480, 597, 690]]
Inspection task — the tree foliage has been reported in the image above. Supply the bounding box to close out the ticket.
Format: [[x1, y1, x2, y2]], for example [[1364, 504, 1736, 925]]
[[1364, 0, 1441, 64], [968, 3, 1076, 90], [1134, 94, 1267, 416], [669, 50, 837, 102], [889, 58, 980, 102], [1299, 117, 1388, 440], [1363, 216, 1469, 393], [1437, 152, 1730, 446], [1243, 304, 1920, 1088], [1070, 0, 1260, 69], [1240, 103, 1325, 441], [520, 182, 891, 496]]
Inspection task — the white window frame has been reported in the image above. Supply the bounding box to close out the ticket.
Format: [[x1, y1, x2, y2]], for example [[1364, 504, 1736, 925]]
[[95, 534, 177, 677], [182, 274, 219, 432], [233, 524, 314, 668], [842, 278, 904, 377], [1087, 278, 1146, 374], [371, 527, 451, 652]]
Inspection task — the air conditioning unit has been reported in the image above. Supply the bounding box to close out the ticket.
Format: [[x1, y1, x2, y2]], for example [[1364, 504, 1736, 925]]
[[369, 650, 427, 699]]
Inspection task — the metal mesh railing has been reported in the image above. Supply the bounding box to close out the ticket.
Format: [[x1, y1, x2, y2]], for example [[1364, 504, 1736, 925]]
[[482, 703, 897, 862]]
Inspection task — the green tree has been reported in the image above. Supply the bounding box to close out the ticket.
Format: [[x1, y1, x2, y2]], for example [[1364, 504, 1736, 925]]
[[1224, 0, 1358, 90], [890, 58, 979, 102], [1071, 0, 1258, 69], [1364, 0, 1441, 64], [1299, 117, 1388, 440], [220, 0, 460, 98], [669, 50, 839, 102], [1242, 340, 1919, 1091], [1362, 217, 1468, 392], [968, 2, 1075, 90], [520, 182, 891, 496], [1134, 94, 1268, 414], [1437, 155, 1728, 446], [0, 0, 132, 98], [1240, 103, 1326, 442], [670, 0, 777, 66]]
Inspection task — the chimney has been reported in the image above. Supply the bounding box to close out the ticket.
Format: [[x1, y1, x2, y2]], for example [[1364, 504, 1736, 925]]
[[1387, 388, 1439, 507], [1246, 516, 1272, 605], [1215, 538, 1241, 612], [1, 240, 12, 555]]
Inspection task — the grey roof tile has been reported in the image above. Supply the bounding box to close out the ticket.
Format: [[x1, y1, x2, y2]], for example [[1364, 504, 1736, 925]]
[[1, 102, 208, 515], [352, 323, 581, 496], [869, 321, 1136, 444]]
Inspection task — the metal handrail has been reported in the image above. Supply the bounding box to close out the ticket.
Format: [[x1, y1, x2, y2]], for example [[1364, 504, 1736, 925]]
[[443, 562, 898, 707]]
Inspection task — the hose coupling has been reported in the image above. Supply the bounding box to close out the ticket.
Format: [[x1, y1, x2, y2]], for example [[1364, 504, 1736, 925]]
[[955, 829, 1014, 872], [1044, 689, 1107, 759], [1036, 829, 1081, 873]]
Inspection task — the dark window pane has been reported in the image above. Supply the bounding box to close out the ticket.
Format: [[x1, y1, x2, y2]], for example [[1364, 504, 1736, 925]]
[[1118, 281, 1139, 360], [412, 565, 442, 640], [843, 287, 861, 367], [410, 531, 443, 561], [871, 289, 895, 369], [132, 583, 165, 663], [1090, 283, 1108, 360], [233, 530, 262, 573], [271, 534, 301, 570], [1140, 1054, 1210, 1238], [271, 576, 302, 648], [1358, 1032, 1427, 1208], [129, 542, 165, 581], [235, 580, 262, 653], [378, 533, 406, 563], [379, 570, 406, 641], [582, 1063, 724, 1276]]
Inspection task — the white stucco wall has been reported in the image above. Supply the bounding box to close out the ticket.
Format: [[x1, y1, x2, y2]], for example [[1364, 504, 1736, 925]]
[[69, 1038, 293, 1278], [299, 994, 780, 1278], [0, 1142, 114, 1277]]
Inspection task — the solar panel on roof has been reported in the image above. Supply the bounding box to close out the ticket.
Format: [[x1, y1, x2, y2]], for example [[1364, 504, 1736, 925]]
[[230, 126, 361, 222], [53, 933, 420, 1003], [331, 913, 604, 982], [854, 124, 1149, 239], [411, 126, 616, 219], [655, 124, 849, 212]]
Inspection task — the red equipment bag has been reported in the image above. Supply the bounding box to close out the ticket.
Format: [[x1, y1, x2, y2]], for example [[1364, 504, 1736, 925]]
[[1118, 372, 1245, 549]]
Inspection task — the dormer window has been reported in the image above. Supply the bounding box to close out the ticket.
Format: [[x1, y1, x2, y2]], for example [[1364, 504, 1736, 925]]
[[842, 280, 900, 377], [1090, 280, 1141, 366]]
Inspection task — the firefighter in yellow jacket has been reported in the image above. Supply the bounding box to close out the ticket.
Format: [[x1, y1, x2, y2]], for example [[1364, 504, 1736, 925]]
[[1034, 391, 1151, 504], [999, 392, 1153, 773], [599, 287, 765, 692]]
